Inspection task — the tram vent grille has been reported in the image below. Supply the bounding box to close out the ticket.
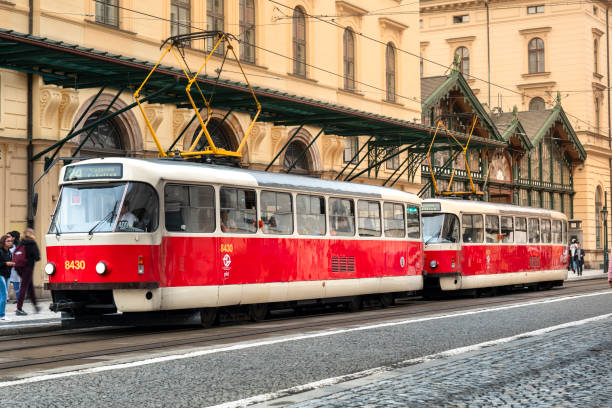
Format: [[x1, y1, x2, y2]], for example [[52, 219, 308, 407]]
[[331, 256, 355, 273]]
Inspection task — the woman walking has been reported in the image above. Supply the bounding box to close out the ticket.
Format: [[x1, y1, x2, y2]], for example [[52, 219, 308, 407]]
[[0, 234, 15, 321], [15, 228, 40, 316]]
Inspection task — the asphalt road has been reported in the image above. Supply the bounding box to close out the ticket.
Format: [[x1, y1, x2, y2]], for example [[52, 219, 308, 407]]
[[2, 282, 611, 408]]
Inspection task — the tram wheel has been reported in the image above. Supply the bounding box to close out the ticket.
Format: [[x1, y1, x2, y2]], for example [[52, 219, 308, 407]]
[[379, 293, 394, 308], [248, 303, 269, 322], [200, 308, 218, 328], [346, 296, 362, 312]]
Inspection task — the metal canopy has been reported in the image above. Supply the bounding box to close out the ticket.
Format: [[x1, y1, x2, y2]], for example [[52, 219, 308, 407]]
[[0, 29, 507, 152]]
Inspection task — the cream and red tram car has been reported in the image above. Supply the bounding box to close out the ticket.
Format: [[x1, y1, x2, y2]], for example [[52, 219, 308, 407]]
[[45, 158, 423, 323], [421, 198, 568, 293]]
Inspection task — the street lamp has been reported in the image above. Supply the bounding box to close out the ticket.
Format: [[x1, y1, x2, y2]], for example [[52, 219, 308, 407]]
[[602, 192, 608, 275]]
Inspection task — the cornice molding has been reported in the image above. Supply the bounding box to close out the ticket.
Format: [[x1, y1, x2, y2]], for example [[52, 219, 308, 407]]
[[378, 17, 408, 33], [446, 35, 476, 44], [519, 27, 552, 36], [335, 1, 367, 17]]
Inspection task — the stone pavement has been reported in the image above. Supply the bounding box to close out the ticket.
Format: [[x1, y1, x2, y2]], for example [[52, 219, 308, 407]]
[[267, 317, 612, 408]]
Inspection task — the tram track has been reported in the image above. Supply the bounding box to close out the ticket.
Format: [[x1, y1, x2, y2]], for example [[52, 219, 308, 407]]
[[0, 279, 605, 377]]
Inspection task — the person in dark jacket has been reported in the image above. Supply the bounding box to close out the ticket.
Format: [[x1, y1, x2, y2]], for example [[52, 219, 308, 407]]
[[0, 234, 15, 321], [15, 228, 40, 316]]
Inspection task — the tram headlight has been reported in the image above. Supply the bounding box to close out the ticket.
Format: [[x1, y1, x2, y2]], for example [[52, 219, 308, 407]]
[[429, 260, 438, 269], [96, 261, 108, 275], [44, 262, 56, 276]]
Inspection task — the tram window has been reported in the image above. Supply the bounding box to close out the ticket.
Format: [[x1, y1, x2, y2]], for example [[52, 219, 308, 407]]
[[297, 195, 326, 235], [501, 216, 514, 243], [358, 200, 381, 237], [406, 205, 420, 239], [261, 191, 293, 235], [485, 215, 500, 243], [515, 217, 527, 243], [383, 202, 405, 237], [552, 220, 562, 243], [50, 182, 159, 234], [528, 218, 540, 243], [164, 184, 215, 233], [541, 219, 551, 243], [329, 197, 355, 236], [462, 214, 483, 243], [118, 182, 159, 233], [220, 187, 257, 233], [563, 221, 568, 244]]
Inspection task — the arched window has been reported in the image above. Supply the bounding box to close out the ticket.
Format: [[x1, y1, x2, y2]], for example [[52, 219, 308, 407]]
[[528, 38, 545, 73], [343, 27, 355, 90], [529, 97, 545, 111], [386, 43, 396, 102], [596, 186, 602, 248], [284, 141, 310, 173], [293, 7, 306, 76], [454, 46, 469, 77], [594, 38, 599, 73], [192, 118, 234, 152], [82, 111, 124, 151], [239, 0, 255, 63]]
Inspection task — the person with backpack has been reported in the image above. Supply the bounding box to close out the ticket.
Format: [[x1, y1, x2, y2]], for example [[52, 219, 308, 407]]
[[8, 231, 21, 303], [14, 228, 40, 316], [0, 234, 15, 321]]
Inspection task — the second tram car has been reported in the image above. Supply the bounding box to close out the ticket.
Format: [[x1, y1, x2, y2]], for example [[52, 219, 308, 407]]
[[421, 199, 568, 293], [44, 158, 423, 324]]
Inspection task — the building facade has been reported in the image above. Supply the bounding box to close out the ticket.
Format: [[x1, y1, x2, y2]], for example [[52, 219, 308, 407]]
[[420, 0, 611, 267], [0, 0, 423, 290]]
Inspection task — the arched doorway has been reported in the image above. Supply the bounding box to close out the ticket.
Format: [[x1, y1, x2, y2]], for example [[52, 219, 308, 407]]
[[283, 140, 311, 173], [191, 118, 236, 151], [73, 93, 142, 157]]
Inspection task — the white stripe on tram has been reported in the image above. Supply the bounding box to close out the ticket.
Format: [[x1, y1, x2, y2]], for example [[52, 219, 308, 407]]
[[0, 290, 610, 390]]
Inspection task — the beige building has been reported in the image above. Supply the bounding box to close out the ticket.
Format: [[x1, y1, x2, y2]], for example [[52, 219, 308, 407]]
[[0, 0, 425, 290], [420, 0, 612, 267]]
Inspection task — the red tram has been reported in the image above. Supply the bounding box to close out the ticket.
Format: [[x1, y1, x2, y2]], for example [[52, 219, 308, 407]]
[[44, 158, 423, 324], [421, 198, 568, 294]]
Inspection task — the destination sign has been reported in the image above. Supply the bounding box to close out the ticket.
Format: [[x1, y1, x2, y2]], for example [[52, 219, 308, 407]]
[[64, 164, 123, 181], [421, 202, 441, 212]]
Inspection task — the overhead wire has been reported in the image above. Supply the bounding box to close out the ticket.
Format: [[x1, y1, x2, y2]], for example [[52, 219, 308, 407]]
[[86, 0, 598, 132]]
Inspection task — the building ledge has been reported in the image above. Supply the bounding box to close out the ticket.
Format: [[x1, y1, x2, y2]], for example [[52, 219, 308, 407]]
[[521, 72, 551, 79]]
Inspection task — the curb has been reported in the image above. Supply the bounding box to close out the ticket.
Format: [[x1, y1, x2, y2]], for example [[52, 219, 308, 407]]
[[0, 321, 61, 336]]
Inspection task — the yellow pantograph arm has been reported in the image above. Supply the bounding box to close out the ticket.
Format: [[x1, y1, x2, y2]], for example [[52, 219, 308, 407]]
[[133, 45, 174, 157]]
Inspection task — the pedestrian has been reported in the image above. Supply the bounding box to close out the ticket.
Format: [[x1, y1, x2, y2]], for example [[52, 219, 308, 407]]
[[14, 228, 40, 316], [0, 234, 15, 321], [569, 239, 578, 273], [577, 243, 585, 276], [7, 231, 20, 303]]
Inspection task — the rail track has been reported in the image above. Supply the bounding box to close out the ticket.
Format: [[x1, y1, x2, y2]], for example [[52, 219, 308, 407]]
[[0, 279, 606, 380]]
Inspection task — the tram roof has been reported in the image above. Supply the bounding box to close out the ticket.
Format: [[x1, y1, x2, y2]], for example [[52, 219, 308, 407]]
[[0, 29, 506, 151], [423, 198, 567, 219], [61, 158, 421, 202]]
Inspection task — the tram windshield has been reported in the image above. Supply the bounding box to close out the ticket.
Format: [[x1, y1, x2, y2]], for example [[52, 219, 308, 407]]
[[422, 213, 459, 244], [49, 182, 159, 234]]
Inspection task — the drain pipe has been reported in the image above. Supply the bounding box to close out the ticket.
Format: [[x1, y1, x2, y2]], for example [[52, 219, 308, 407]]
[[607, 6, 611, 150], [26, 0, 34, 227]]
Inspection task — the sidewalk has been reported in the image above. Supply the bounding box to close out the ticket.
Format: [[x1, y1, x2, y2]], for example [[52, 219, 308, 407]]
[[0, 299, 60, 335], [566, 268, 608, 281]]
